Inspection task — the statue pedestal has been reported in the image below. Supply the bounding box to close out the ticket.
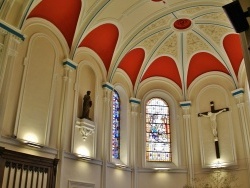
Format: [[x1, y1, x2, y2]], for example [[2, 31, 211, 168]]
[[75, 118, 95, 141]]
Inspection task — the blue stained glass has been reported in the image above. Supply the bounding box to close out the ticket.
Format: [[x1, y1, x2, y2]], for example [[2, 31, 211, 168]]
[[112, 90, 120, 159], [146, 98, 171, 162]]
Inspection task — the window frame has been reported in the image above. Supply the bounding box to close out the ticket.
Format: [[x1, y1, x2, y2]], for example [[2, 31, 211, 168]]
[[110, 86, 130, 166], [142, 90, 181, 169], [145, 97, 172, 162], [112, 89, 121, 160]]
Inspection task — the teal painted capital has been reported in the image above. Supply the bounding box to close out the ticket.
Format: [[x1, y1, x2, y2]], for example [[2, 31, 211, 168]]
[[232, 88, 244, 96], [129, 98, 141, 104], [0, 22, 25, 41], [102, 83, 113, 90], [180, 101, 191, 107], [63, 59, 77, 69]]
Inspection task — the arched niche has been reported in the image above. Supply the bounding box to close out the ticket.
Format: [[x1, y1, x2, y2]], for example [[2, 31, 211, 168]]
[[140, 89, 182, 169], [14, 33, 63, 146], [77, 65, 96, 119]]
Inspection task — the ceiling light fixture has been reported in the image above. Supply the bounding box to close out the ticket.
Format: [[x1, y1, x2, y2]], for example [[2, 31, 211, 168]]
[[154, 167, 170, 171], [115, 163, 126, 168], [22, 140, 43, 148], [75, 153, 92, 161]]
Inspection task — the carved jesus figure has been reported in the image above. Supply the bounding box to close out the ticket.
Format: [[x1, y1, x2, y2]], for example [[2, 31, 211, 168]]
[[198, 101, 229, 158], [198, 108, 227, 140]]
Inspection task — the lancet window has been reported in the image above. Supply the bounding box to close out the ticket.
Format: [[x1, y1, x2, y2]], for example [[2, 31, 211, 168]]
[[112, 90, 120, 159], [145, 98, 171, 162]]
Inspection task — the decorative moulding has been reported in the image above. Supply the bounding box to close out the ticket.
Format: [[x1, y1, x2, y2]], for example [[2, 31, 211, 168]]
[[231, 88, 244, 97], [180, 101, 191, 107], [0, 19, 25, 40], [102, 82, 113, 90], [129, 97, 141, 104], [63, 58, 77, 70], [75, 118, 95, 141]]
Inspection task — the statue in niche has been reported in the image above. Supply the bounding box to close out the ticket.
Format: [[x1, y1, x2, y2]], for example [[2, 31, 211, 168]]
[[81, 91, 92, 120]]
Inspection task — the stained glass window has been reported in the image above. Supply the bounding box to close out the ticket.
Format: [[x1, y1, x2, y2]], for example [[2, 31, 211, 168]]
[[112, 90, 120, 159], [145, 98, 171, 162]]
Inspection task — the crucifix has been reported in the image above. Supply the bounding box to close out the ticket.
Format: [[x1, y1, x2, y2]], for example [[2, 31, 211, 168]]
[[198, 101, 229, 158]]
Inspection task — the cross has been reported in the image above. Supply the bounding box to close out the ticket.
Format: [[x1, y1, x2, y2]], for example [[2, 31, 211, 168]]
[[198, 101, 229, 158]]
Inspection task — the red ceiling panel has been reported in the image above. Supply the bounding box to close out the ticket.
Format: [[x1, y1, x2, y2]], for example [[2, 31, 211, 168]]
[[118, 48, 145, 86], [187, 52, 230, 87], [80, 24, 119, 72], [28, 0, 81, 48], [223, 34, 243, 77], [142, 56, 182, 88]]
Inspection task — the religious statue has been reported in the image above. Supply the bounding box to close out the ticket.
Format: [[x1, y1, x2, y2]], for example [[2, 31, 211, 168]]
[[198, 101, 229, 158], [198, 108, 227, 140], [81, 91, 92, 120]]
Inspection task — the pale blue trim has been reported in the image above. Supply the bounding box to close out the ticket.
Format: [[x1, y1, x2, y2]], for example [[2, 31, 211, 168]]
[[102, 83, 113, 90], [0, 22, 25, 41], [232, 89, 244, 96], [129, 99, 140, 104], [63, 61, 77, 69], [180, 102, 191, 107]]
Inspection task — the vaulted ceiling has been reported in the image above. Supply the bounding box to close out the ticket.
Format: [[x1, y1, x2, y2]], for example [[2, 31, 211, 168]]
[[24, 0, 244, 96]]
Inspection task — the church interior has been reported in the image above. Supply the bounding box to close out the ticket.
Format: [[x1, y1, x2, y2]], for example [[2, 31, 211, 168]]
[[0, 0, 250, 187]]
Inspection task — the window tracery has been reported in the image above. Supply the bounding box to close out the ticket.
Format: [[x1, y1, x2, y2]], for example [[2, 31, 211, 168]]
[[145, 98, 171, 162], [112, 90, 120, 159]]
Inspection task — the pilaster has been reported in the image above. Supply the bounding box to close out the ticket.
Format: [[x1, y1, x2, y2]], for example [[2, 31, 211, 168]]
[[101, 82, 113, 188], [180, 101, 194, 187], [129, 98, 141, 188], [56, 59, 77, 188], [0, 19, 25, 92], [0, 20, 25, 135], [231, 88, 250, 180]]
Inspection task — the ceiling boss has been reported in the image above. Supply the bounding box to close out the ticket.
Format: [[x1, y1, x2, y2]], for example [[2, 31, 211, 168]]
[[173, 18, 192, 30]]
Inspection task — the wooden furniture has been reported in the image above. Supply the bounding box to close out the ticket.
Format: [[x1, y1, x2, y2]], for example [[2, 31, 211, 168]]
[[0, 147, 58, 188]]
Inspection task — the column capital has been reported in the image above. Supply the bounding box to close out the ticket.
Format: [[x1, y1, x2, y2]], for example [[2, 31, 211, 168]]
[[102, 82, 113, 102], [180, 101, 191, 115], [102, 82, 113, 91], [0, 19, 25, 41], [180, 101, 191, 109], [231, 88, 244, 98], [130, 98, 141, 115], [232, 88, 244, 104], [63, 58, 77, 70], [129, 98, 141, 105]]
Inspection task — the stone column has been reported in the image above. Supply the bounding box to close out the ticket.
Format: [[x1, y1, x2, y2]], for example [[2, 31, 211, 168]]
[[56, 59, 77, 188], [129, 98, 141, 188], [180, 101, 194, 187], [231, 88, 250, 179], [0, 0, 15, 20], [0, 20, 25, 133], [101, 82, 113, 188], [0, 20, 25, 92]]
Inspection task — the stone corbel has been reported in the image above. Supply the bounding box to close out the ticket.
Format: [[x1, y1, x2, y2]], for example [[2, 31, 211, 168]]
[[76, 118, 95, 141]]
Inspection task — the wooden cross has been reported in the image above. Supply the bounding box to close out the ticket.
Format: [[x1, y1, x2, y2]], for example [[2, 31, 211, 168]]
[[198, 101, 229, 158]]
